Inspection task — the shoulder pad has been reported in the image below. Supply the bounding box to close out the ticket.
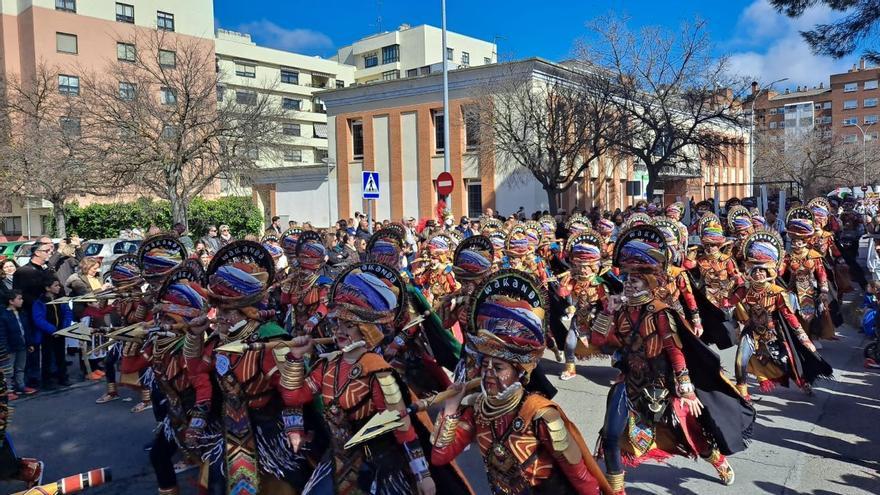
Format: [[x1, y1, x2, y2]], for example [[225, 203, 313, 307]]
[[316, 275, 334, 285]]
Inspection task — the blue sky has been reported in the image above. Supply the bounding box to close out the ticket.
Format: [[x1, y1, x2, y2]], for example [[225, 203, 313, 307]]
[[213, 0, 856, 89]]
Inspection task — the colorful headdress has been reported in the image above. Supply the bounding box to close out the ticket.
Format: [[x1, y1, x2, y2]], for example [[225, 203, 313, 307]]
[[261, 234, 283, 260], [623, 212, 652, 230], [366, 228, 405, 268], [695, 200, 714, 213], [742, 230, 784, 273], [505, 225, 531, 258], [108, 254, 142, 289], [566, 233, 603, 266], [427, 232, 455, 258], [613, 225, 669, 274], [452, 235, 494, 281], [488, 231, 507, 253], [328, 263, 406, 348], [751, 215, 767, 230], [155, 266, 207, 326], [698, 213, 726, 246], [565, 214, 591, 236], [665, 201, 684, 220], [295, 231, 326, 271], [281, 228, 303, 258], [727, 205, 753, 235], [468, 270, 547, 375], [807, 197, 831, 224], [206, 241, 274, 309], [595, 218, 615, 237], [480, 217, 504, 234], [137, 234, 186, 282], [538, 215, 557, 238], [651, 218, 683, 262]]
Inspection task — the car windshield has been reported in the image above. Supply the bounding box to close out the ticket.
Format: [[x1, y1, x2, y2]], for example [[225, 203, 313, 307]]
[[83, 243, 104, 257], [14, 243, 33, 257], [113, 241, 140, 254]]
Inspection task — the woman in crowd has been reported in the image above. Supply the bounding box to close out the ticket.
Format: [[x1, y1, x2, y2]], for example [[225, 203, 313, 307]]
[[66, 257, 112, 380]]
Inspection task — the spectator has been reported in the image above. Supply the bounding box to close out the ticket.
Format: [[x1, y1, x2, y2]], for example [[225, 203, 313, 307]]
[[339, 233, 359, 264], [403, 217, 418, 261], [147, 225, 162, 236], [355, 238, 369, 262], [268, 216, 283, 235], [53, 241, 79, 288], [0, 260, 17, 302], [32, 277, 72, 388], [515, 206, 526, 221], [172, 223, 194, 250], [303, 222, 313, 231], [484, 208, 495, 219], [355, 218, 372, 242], [197, 249, 211, 269], [0, 291, 35, 398], [288, 220, 298, 231], [66, 257, 110, 380], [467, 220, 481, 238], [201, 225, 221, 254], [218, 225, 234, 246], [456, 216, 470, 237], [14, 242, 56, 313]]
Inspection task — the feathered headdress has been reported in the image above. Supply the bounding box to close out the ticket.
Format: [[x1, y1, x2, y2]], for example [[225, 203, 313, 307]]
[[328, 263, 406, 348], [206, 241, 274, 309], [613, 225, 669, 274], [137, 234, 186, 282], [453, 235, 494, 281], [295, 231, 326, 271]]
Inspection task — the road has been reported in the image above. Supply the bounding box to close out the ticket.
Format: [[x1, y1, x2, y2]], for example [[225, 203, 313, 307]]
[[1, 311, 878, 494]]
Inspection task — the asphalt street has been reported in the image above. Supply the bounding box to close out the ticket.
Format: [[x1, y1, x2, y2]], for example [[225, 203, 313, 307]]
[[1, 308, 878, 494]]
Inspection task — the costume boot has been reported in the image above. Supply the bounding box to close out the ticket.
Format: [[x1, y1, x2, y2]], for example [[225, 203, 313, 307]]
[[607, 471, 625, 495], [96, 382, 119, 404], [560, 363, 577, 381], [705, 449, 735, 486], [18, 457, 44, 488], [158, 487, 179, 494]]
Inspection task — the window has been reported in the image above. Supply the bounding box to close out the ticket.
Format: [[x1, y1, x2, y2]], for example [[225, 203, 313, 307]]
[[484, 57, 491, 64], [1, 217, 22, 236], [216, 85, 225, 101], [314, 123, 328, 138], [316, 149, 329, 161], [844, 135, 858, 144], [823, 101, 832, 109], [866, 80, 880, 90], [58, 75, 79, 96], [778, 121, 785, 128], [364, 53, 378, 68], [467, 182, 482, 218], [157, 11, 174, 31], [115, 3, 134, 23], [161, 125, 178, 139], [313, 98, 326, 113], [821, 116, 832, 124], [465, 107, 479, 150], [784, 105, 796, 113], [284, 149, 303, 162], [282, 123, 301, 136], [800, 117, 813, 127], [336, 80, 345, 88], [845, 82, 858, 92], [160, 87, 177, 105], [281, 69, 299, 85], [461, 51, 470, 65], [117, 42, 135, 62], [768, 108, 777, 115], [382, 44, 399, 64], [814, 103, 822, 109], [382, 70, 399, 81], [56, 33, 77, 54], [56, 0, 76, 13], [433, 110, 445, 152], [245, 148, 259, 160], [112, 241, 139, 254], [446, 48, 453, 61], [235, 90, 256, 105], [866, 115, 879, 124], [843, 117, 857, 126], [406, 68, 418, 78], [866, 98, 878, 108], [868, 132, 880, 142], [844, 99, 858, 109], [282, 98, 301, 110], [351, 120, 364, 158], [420, 66, 431, 75], [118, 81, 135, 100], [159, 50, 176, 68], [235, 62, 256, 78], [59, 117, 81, 136], [769, 122, 777, 129]]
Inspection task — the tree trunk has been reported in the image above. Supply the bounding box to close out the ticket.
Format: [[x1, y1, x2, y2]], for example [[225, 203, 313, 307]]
[[52, 198, 66, 238], [544, 186, 559, 215], [169, 191, 188, 231], [645, 166, 660, 204]]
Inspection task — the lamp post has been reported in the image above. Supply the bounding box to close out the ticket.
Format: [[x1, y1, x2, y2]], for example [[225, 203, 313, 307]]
[[853, 121, 875, 188], [749, 77, 788, 196], [322, 158, 337, 228]]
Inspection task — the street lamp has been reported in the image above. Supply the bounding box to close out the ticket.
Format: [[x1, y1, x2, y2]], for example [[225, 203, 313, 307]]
[[852, 121, 875, 187], [322, 157, 337, 228], [749, 77, 788, 196]]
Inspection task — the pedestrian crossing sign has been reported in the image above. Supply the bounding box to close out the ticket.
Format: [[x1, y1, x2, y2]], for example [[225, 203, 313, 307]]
[[362, 171, 380, 199]]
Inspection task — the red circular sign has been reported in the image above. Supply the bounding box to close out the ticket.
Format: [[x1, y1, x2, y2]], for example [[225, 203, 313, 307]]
[[437, 172, 455, 196]]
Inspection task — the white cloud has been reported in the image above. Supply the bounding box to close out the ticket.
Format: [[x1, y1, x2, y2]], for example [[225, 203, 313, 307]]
[[237, 20, 333, 54], [727, 0, 852, 87]]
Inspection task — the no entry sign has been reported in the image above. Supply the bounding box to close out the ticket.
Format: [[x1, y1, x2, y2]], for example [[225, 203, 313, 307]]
[[437, 172, 454, 196]]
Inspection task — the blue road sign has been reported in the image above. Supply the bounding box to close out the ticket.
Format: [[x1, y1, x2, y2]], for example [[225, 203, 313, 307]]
[[362, 171, 380, 200]]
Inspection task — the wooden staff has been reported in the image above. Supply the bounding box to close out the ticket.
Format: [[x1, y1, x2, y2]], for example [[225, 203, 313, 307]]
[[12, 467, 111, 495]]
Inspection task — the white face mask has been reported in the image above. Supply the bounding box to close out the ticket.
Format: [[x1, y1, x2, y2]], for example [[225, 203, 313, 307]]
[[445, 219, 453, 227]]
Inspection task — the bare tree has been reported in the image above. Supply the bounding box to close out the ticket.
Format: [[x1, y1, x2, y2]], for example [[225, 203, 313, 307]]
[[81, 31, 285, 228], [0, 63, 110, 237], [471, 61, 616, 213], [753, 129, 860, 198], [578, 17, 751, 199]]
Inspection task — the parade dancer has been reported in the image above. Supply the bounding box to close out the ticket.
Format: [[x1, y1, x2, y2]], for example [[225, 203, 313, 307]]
[[727, 205, 754, 269], [592, 225, 755, 493], [148, 265, 224, 495], [283, 263, 473, 495], [691, 214, 742, 311], [431, 270, 609, 495], [555, 233, 610, 380], [727, 231, 833, 399], [808, 197, 846, 330], [280, 231, 332, 336], [184, 241, 323, 494], [414, 233, 459, 305], [651, 219, 704, 338]]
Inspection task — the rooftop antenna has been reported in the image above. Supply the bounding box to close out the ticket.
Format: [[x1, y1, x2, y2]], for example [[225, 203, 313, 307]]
[[376, 0, 383, 33]]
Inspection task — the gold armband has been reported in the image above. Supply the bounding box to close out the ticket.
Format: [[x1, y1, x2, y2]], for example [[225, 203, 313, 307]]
[[377, 373, 403, 405], [593, 312, 611, 336], [431, 413, 460, 448], [279, 359, 305, 390], [183, 332, 204, 359]]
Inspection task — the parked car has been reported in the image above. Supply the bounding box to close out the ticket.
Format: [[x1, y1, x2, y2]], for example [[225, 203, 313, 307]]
[[0, 241, 27, 263], [14, 239, 62, 268], [80, 238, 142, 277]]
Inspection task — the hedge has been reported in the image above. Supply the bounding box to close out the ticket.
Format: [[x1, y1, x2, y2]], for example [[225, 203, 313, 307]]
[[61, 197, 263, 240]]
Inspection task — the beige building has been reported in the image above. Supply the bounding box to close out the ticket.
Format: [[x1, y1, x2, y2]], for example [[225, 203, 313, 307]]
[[214, 29, 355, 226], [336, 24, 496, 84]]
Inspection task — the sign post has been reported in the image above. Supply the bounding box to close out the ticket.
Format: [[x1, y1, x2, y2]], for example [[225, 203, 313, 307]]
[[362, 171, 380, 234]]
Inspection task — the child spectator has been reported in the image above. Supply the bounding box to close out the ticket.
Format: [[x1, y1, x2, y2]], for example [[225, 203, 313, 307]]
[[31, 277, 72, 388], [0, 291, 36, 398]]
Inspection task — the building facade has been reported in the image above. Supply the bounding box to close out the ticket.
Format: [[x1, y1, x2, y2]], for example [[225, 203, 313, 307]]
[[336, 24, 496, 85], [0, 0, 216, 239]]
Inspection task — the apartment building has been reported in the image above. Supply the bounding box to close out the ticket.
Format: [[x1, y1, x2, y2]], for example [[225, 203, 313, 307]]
[[214, 29, 355, 217], [0, 0, 215, 239], [265, 58, 747, 224], [336, 24, 496, 84], [831, 59, 880, 143], [751, 85, 833, 141]]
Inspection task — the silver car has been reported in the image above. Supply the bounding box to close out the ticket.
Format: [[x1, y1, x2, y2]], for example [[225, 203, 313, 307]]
[[80, 239, 142, 278]]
